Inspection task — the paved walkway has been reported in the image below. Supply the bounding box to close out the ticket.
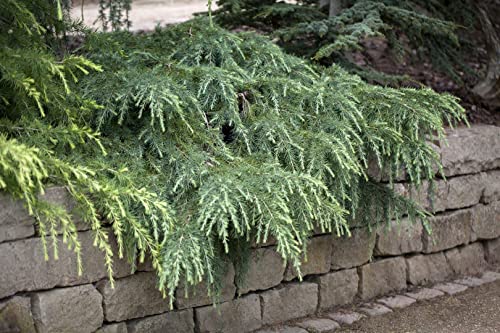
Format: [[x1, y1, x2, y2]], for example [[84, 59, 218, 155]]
[[339, 279, 500, 333], [71, 0, 212, 31]]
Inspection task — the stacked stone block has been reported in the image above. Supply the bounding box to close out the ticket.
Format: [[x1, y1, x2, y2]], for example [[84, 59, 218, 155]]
[[0, 125, 499, 332]]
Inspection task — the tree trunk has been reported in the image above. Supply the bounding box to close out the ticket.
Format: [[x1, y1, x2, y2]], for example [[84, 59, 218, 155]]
[[328, 0, 343, 17], [472, 4, 500, 106], [319, 0, 329, 8], [319, 0, 343, 18]]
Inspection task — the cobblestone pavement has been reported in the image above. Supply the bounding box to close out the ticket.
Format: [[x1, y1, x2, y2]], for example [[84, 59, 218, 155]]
[[339, 278, 500, 333]]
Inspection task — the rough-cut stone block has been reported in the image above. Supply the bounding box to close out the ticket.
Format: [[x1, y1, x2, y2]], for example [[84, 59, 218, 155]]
[[368, 143, 442, 183], [485, 238, 500, 264], [237, 247, 285, 294], [97, 272, 169, 322], [128, 310, 194, 333], [446, 174, 485, 210], [176, 263, 235, 309], [359, 257, 406, 300], [441, 125, 500, 177], [375, 219, 423, 256], [251, 236, 277, 248], [255, 327, 307, 333], [0, 231, 131, 299], [0, 296, 36, 333], [406, 253, 453, 285], [366, 155, 413, 183], [95, 323, 128, 333], [405, 288, 444, 301], [195, 294, 261, 333], [444, 243, 487, 276], [394, 180, 448, 213], [331, 228, 375, 270], [433, 282, 468, 295], [454, 272, 500, 288], [454, 277, 487, 287], [1, 185, 104, 242], [313, 223, 334, 236], [366, 157, 386, 182], [296, 318, 340, 333], [315, 269, 358, 310], [482, 171, 500, 203], [326, 311, 365, 326], [285, 235, 332, 280], [0, 193, 34, 243], [282, 327, 308, 333], [432, 179, 450, 212], [32, 285, 103, 333], [482, 271, 500, 283], [423, 210, 472, 253], [261, 282, 318, 325], [471, 202, 500, 241], [40, 186, 88, 231], [358, 303, 392, 317], [397, 174, 490, 214], [377, 295, 416, 309], [136, 256, 154, 272]]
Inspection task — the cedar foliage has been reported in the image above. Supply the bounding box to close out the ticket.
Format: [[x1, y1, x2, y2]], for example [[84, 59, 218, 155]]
[[2, 0, 466, 305], [0, 0, 173, 287]]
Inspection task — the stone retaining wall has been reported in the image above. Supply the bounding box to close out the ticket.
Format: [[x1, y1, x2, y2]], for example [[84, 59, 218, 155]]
[[1, 125, 499, 333]]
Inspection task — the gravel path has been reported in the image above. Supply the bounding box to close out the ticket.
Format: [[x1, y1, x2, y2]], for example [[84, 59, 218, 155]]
[[339, 278, 500, 333]]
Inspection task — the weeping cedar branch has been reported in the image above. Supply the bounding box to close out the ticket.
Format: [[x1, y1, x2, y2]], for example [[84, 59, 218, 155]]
[[1, 0, 466, 306]]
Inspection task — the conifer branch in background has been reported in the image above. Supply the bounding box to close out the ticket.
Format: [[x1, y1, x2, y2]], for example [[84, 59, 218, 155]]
[[214, 0, 476, 83]]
